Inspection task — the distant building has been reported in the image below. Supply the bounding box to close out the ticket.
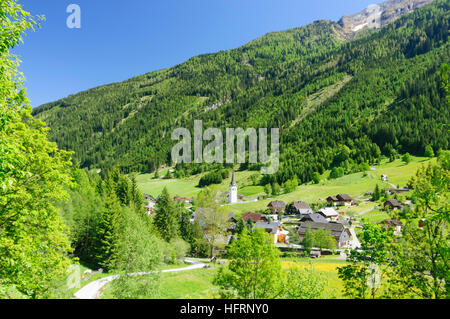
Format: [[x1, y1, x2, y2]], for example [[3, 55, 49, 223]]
[[227, 171, 238, 204], [378, 218, 403, 235], [298, 222, 352, 249], [254, 221, 289, 244], [327, 194, 355, 207], [288, 201, 313, 215], [381, 174, 388, 182], [174, 196, 194, 205], [300, 213, 328, 223], [384, 198, 403, 210], [267, 201, 286, 214], [242, 212, 267, 224], [316, 207, 340, 222]]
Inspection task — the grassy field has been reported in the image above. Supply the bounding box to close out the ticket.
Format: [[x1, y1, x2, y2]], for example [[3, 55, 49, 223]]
[[281, 255, 348, 298], [137, 156, 435, 216], [100, 255, 347, 299]]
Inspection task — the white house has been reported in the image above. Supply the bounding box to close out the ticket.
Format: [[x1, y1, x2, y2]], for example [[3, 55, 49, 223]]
[[254, 221, 289, 244]]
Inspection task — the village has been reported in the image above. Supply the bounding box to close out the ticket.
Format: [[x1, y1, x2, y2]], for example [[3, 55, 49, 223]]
[[141, 169, 413, 259]]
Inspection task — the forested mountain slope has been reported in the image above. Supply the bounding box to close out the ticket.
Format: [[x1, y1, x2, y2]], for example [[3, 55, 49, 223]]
[[33, 0, 449, 185]]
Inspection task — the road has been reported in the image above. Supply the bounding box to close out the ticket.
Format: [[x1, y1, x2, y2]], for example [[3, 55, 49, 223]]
[[73, 260, 206, 299]]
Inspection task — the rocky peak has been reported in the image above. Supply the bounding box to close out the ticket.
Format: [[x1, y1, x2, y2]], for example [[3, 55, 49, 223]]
[[338, 0, 435, 35]]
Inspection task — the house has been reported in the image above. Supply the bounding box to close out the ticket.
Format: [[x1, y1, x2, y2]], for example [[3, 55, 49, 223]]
[[309, 251, 321, 258], [386, 188, 410, 195], [378, 219, 403, 235], [384, 198, 403, 210], [326, 196, 339, 206], [327, 194, 355, 207], [174, 196, 194, 205], [287, 201, 313, 215], [316, 207, 340, 222], [267, 201, 286, 214], [299, 213, 328, 223], [381, 174, 388, 182], [242, 212, 267, 223], [298, 222, 352, 249], [336, 194, 355, 206], [254, 221, 290, 244]]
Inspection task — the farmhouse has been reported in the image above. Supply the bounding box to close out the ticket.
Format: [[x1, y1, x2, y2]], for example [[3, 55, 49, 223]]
[[254, 221, 289, 244], [267, 201, 286, 214], [287, 201, 313, 215], [298, 222, 352, 249], [242, 212, 267, 223], [327, 194, 355, 207], [316, 207, 340, 222], [384, 198, 403, 210]]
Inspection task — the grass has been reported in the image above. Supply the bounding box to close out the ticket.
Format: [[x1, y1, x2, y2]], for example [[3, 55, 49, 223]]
[[136, 156, 435, 216], [281, 255, 348, 298], [99, 255, 348, 299]]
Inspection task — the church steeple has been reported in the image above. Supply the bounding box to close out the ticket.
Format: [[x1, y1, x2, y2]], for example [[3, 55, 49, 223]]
[[228, 170, 238, 204], [230, 170, 237, 187]]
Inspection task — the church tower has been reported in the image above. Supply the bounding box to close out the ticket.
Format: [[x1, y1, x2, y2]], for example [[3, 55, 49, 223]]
[[228, 170, 238, 204]]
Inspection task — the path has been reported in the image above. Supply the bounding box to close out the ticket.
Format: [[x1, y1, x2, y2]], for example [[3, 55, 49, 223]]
[[73, 260, 206, 299]]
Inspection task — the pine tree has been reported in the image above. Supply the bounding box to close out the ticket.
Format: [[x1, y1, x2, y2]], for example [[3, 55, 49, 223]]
[[153, 187, 179, 242]]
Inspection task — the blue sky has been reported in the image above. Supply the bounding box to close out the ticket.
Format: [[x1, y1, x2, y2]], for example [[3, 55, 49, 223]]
[[14, 0, 383, 107]]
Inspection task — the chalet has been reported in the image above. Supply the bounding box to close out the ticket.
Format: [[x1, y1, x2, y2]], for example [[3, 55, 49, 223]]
[[254, 221, 289, 244], [267, 201, 286, 214], [336, 194, 355, 206], [327, 194, 355, 207], [299, 213, 328, 223], [288, 201, 313, 215], [381, 174, 388, 182], [378, 219, 403, 235], [384, 198, 403, 210], [309, 251, 321, 259], [326, 196, 339, 206], [242, 212, 267, 223], [316, 207, 340, 222], [298, 222, 352, 249]]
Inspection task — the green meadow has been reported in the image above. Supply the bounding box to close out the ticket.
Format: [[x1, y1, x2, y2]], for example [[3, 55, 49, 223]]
[[137, 156, 435, 216]]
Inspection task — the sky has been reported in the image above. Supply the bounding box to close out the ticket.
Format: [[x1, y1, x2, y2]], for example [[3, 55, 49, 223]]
[[14, 0, 384, 108]]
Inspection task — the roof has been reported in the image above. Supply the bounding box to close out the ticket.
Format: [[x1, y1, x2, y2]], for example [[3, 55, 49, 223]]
[[300, 213, 328, 223], [298, 222, 349, 241], [242, 212, 266, 223], [379, 218, 403, 227], [268, 201, 286, 209], [387, 188, 410, 194], [337, 194, 353, 201], [317, 207, 339, 217], [384, 198, 402, 208], [290, 201, 312, 211], [254, 221, 280, 234], [327, 196, 339, 202]]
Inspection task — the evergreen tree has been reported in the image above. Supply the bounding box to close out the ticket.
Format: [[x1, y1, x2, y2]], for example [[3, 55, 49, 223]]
[[153, 187, 179, 242]]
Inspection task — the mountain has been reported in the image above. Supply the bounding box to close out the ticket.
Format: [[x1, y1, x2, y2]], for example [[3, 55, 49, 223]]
[[339, 0, 435, 36], [33, 0, 449, 185]]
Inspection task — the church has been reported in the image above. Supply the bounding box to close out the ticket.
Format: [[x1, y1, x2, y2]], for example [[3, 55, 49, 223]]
[[226, 170, 238, 204]]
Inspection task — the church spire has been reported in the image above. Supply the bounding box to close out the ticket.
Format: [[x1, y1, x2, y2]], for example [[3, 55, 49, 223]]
[[231, 170, 237, 187]]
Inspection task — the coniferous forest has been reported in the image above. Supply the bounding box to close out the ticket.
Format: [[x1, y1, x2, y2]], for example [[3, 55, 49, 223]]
[[33, 0, 449, 186]]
